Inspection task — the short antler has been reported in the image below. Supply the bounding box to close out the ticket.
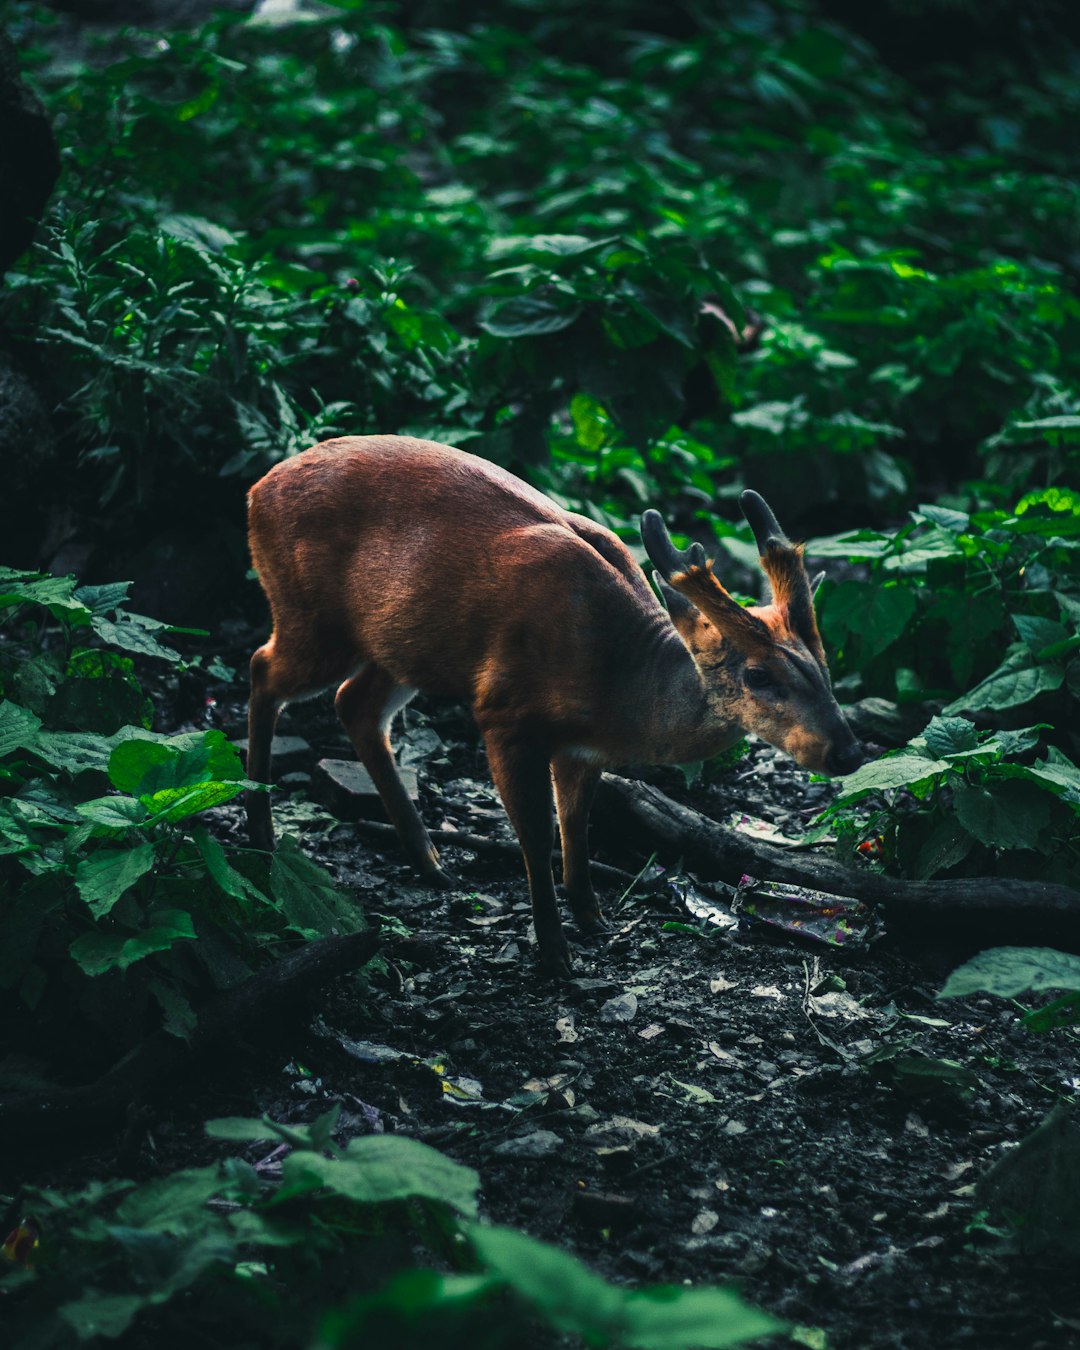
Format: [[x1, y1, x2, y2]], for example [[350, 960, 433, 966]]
[[740, 490, 789, 552], [739, 490, 824, 662], [640, 509, 771, 654], [640, 509, 706, 581]]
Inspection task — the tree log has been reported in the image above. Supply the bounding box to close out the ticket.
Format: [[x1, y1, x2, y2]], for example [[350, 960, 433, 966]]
[[594, 775, 1080, 951], [0, 929, 380, 1149]]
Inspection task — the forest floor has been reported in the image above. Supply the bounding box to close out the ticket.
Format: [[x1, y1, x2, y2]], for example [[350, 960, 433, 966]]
[[30, 631, 1080, 1350]]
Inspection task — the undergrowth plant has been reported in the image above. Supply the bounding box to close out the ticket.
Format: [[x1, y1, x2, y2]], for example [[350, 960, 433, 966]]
[[809, 486, 1080, 724], [5, 0, 1080, 543], [0, 567, 359, 1067], [818, 714, 1080, 883], [0, 1106, 780, 1350]]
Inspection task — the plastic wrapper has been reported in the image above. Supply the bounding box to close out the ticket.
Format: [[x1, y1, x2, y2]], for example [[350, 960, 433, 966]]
[[733, 874, 880, 948]]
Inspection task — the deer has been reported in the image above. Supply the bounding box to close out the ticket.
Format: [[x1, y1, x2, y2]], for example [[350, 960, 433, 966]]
[[245, 435, 863, 978]]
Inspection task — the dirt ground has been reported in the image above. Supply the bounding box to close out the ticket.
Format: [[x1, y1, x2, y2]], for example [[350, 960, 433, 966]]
[[133, 650, 1078, 1350], [20, 647, 1080, 1350]]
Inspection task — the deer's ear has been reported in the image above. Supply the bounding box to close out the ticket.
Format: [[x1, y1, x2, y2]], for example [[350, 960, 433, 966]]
[[740, 489, 825, 663]]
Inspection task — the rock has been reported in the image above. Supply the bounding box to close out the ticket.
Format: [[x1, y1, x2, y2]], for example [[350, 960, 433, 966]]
[[314, 757, 418, 822], [0, 30, 60, 276], [492, 1129, 563, 1159]]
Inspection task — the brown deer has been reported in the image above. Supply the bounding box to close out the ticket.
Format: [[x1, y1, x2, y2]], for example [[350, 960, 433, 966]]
[[246, 435, 862, 977]]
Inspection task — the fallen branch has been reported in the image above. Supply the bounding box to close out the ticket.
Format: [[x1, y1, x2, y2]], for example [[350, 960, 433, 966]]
[[345, 815, 634, 885], [595, 775, 1080, 949], [0, 929, 380, 1149]]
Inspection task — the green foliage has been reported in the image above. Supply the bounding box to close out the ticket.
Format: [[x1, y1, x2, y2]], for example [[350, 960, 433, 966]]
[[7, 0, 1080, 537], [939, 946, 1080, 1033], [811, 490, 1080, 716], [0, 567, 360, 1054], [818, 715, 1080, 882], [0, 1108, 777, 1350]]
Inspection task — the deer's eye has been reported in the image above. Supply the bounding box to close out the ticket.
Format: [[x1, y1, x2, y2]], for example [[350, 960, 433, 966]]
[[744, 667, 774, 691]]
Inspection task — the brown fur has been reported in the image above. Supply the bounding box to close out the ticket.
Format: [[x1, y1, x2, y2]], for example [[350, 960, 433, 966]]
[[246, 436, 861, 977]]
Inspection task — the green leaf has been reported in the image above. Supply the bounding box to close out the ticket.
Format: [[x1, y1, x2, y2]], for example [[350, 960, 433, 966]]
[[192, 826, 266, 903], [939, 947, 1080, 1000], [622, 1283, 784, 1348], [59, 1292, 147, 1341], [75, 795, 149, 829], [919, 715, 979, 758], [109, 731, 245, 796], [69, 908, 196, 975], [139, 779, 247, 824], [834, 752, 952, 799], [34, 730, 119, 775], [115, 1164, 225, 1230], [946, 647, 1064, 713], [823, 582, 917, 659], [75, 842, 157, 917], [108, 738, 176, 793], [270, 834, 360, 937], [0, 570, 91, 623], [0, 700, 42, 757], [479, 295, 581, 338], [469, 1224, 625, 1335], [276, 1136, 480, 1218], [952, 780, 1051, 851], [92, 614, 181, 662], [1014, 615, 1068, 652]]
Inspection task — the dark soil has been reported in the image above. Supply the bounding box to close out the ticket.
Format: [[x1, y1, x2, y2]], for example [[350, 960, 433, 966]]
[[20, 638, 1080, 1350]]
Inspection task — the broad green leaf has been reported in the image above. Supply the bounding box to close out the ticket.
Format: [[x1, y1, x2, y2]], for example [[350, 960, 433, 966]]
[[75, 795, 148, 829], [115, 1164, 225, 1230], [59, 1292, 147, 1341], [75, 580, 132, 614], [823, 582, 916, 659], [939, 947, 1080, 1000], [804, 529, 893, 560], [92, 615, 181, 661], [108, 738, 176, 793], [34, 730, 118, 775], [140, 779, 246, 824], [1014, 614, 1068, 652], [918, 715, 978, 758], [952, 781, 1051, 851], [270, 834, 360, 937], [0, 570, 92, 623], [622, 1283, 784, 1348], [276, 1136, 479, 1218], [0, 700, 42, 757], [834, 752, 952, 799], [946, 647, 1064, 713], [75, 842, 156, 917], [109, 731, 245, 796], [913, 504, 969, 532], [486, 233, 611, 260], [192, 826, 265, 903], [69, 908, 196, 975], [208, 1106, 341, 1153], [479, 295, 581, 338], [469, 1224, 625, 1334]]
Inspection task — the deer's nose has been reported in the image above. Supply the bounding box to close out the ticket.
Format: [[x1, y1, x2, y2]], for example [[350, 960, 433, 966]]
[[827, 740, 864, 776]]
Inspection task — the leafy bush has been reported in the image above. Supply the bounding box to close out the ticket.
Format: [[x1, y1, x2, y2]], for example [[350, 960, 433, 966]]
[[6, 0, 1080, 542], [1, 1107, 780, 1350], [819, 715, 1080, 883], [810, 487, 1080, 721], [0, 567, 359, 1063]]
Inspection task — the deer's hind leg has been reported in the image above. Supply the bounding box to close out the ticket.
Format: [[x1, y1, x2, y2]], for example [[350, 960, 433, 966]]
[[247, 622, 356, 851], [552, 752, 604, 932], [334, 663, 451, 885]]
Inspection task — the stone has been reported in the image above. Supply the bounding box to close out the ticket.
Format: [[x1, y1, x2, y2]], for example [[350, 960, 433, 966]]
[[314, 757, 418, 821]]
